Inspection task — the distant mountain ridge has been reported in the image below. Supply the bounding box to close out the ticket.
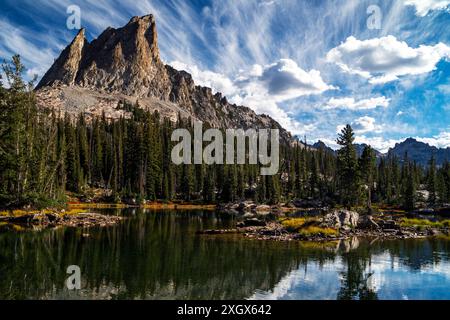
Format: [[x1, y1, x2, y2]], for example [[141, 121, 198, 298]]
[[387, 138, 450, 166], [312, 141, 382, 158], [313, 138, 449, 166]]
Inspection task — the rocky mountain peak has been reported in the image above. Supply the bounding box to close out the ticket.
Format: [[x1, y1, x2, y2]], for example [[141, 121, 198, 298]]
[[36, 28, 88, 89], [387, 138, 449, 166], [37, 14, 169, 97], [35, 14, 294, 144]]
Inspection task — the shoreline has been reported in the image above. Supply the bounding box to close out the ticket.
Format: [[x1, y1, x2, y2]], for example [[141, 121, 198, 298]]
[[0, 211, 122, 231], [204, 204, 450, 242], [198, 221, 449, 242], [66, 202, 217, 210], [1, 201, 449, 242], [0, 201, 216, 231]]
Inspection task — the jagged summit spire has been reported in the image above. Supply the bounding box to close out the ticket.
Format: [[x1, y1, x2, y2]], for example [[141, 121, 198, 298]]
[[70, 28, 86, 44], [128, 14, 155, 24], [36, 14, 167, 97], [36, 28, 88, 89]]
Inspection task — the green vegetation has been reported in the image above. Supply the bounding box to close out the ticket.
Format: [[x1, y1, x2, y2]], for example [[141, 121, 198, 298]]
[[280, 217, 314, 231], [1, 55, 450, 210], [298, 226, 339, 237], [280, 218, 339, 237], [399, 218, 450, 229], [336, 124, 360, 208]]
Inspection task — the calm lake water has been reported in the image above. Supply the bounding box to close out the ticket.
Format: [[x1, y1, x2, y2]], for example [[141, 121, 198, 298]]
[[0, 208, 450, 300]]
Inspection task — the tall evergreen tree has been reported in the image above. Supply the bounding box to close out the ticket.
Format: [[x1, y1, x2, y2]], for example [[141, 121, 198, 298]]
[[403, 163, 416, 211], [359, 145, 376, 210], [427, 155, 437, 205], [336, 125, 360, 208]]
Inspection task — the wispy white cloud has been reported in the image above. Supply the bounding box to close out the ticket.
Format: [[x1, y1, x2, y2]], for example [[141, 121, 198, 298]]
[[0, 19, 60, 81], [403, 0, 450, 17], [325, 96, 390, 110], [352, 116, 383, 134], [416, 130, 450, 148], [1, 0, 448, 149]]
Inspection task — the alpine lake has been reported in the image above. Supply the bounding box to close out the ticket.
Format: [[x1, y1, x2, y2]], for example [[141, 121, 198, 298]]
[[1, 207, 449, 300]]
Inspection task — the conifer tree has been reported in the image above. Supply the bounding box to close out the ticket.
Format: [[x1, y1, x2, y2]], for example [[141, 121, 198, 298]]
[[403, 163, 416, 211], [427, 155, 437, 205], [336, 125, 359, 208], [359, 145, 376, 210], [181, 164, 194, 201]]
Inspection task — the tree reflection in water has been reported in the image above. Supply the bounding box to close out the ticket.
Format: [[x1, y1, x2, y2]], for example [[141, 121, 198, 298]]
[[0, 208, 449, 300], [337, 238, 378, 300]]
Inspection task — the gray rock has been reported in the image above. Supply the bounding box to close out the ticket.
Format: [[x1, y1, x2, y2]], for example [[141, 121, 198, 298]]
[[428, 228, 440, 236], [379, 220, 400, 230], [358, 215, 380, 230], [242, 212, 256, 219], [323, 210, 359, 229], [253, 205, 271, 213]]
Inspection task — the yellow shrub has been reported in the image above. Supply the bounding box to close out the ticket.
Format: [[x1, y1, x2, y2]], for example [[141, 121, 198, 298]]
[[400, 218, 450, 229], [281, 218, 315, 231], [298, 226, 339, 237]]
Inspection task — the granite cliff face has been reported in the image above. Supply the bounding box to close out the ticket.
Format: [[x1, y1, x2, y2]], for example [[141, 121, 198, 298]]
[[37, 15, 170, 98], [36, 15, 293, 143]]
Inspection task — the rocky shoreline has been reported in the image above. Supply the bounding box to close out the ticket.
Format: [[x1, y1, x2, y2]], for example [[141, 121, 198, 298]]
[[206, 202, 450, 242], [0, 211, 123, 231]]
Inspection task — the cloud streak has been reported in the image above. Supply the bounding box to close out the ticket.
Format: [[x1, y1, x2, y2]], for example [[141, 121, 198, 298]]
[[325, 96, 390, 110], [403, 0, 450, 17]]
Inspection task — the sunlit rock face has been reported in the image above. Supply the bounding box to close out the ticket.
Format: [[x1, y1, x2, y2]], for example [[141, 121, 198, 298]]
[[37, 15, 170, 98], [35, 14, 296, 144]]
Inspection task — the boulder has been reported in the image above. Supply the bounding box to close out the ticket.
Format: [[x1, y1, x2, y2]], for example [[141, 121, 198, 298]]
[[242, 212, 256, 219], [227, 209, 240, 216], [428, 228, 440, 236], [379, 220, 400, 230], [238, 201, 255, 212], [358, 215, 380, 230], [253, 205, 271, 214], [45, 213, 60, 223], [323, 210, 359, 229]]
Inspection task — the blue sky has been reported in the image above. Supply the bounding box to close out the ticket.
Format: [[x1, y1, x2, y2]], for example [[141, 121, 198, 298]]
[[0, 0, 449, 152]]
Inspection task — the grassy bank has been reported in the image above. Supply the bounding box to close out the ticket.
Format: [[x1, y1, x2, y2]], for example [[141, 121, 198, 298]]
[[280, 217, 339, 237], [399, 218, 450, 229]]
